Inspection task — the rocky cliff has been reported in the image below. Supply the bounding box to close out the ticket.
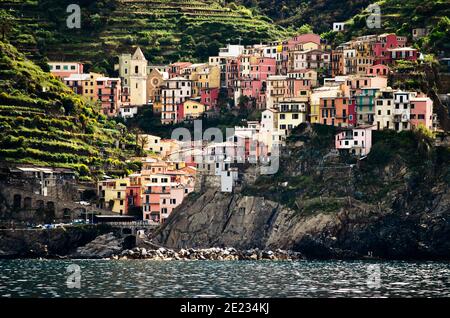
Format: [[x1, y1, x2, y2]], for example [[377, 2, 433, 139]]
[[155, 125, 450, 260], [0, 225, 113, 258]]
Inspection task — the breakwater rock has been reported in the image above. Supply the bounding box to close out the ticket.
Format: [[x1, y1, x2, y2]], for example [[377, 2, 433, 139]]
[[111, 247, 302, 261], [71, 233, 123, 259]]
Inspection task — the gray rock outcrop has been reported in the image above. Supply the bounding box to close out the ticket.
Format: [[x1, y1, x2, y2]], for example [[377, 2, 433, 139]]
[[71, 233, 123, 259]]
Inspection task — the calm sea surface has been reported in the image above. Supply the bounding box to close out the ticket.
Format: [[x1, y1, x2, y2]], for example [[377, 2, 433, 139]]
[[0, 259, 449, 297]]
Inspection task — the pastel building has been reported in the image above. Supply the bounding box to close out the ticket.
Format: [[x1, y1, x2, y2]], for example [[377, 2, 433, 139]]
[[160, 77, 193, 124], [310, 85, 347, 124], [64, 73, 122, 117], [97, 178, 130, 214], [96, 76, 122, 116], [367, 64, 389, 77], [372, 34, 408, 65], [319, 96, 356, 127], [266, 75, 288, 109], [355, 88, 380, 125], [287, 69, 318, 87], [147, 67, 168, 108], [292, 49, 331, 73], [261, 108, 284, 152], [168, 62, 192, 79], [374, 90, 435, 132], [63, 73, 90, 95], [274, 100, 308, 135], [335, 125, 375, 156], [49, 62, 84, 79], [190, 64, 220, 97], [200, 88, 219, 110], [177, 100, 206, 122], [125, 177, 143, 216], [388, 47, 419, 63], [410, 95, 434, 131], [374, 89, 396, 130], [142, 172, 195, 223]]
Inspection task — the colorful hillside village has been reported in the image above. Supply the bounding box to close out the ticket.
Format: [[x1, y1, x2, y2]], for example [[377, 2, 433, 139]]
[[48, 32, 441, 223]]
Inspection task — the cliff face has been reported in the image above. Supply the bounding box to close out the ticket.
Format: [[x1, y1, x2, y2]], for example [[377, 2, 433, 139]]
[[156, 125, 450, 260], [0, 226, 113, 258]]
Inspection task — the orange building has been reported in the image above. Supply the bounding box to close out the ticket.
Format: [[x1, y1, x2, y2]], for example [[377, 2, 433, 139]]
[[319, 96, 356, 127]]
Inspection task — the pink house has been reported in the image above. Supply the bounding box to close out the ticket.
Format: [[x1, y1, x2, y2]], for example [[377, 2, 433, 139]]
[[250, 57, 277, 81], [373, 34, 408, 65], [142, 182, 191, 224], [237, 57, 276, 108], [169, 62, 192, 79], [367, 64, 389, 77], [284, 34, 321, 52], [345, 75, 388, 93], [280, 34, 322, 74], [410, 95, 434, 131], [287, 78, 311, 97], [159, 186, 185, 223], [335, 125, 375, 156], [97, 76, 122, 117], [240, 78, 262, 101]]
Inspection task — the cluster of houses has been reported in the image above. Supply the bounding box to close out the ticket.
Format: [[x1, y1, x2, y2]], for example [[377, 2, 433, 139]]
[[47, 31, 442, 222], [97, 156, 197, 223], [95, 126, 269, 223]]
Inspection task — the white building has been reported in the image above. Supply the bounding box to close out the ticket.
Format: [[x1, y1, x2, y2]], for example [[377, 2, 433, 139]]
[[219, 44, 245, 58], [119, 105, 138, 118], [333, 22, 346, 32], [160, 77, 193, 124]]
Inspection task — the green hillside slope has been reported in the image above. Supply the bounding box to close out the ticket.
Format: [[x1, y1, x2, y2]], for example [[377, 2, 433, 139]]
[[342, 0, 450, 53], [0, 0, 288, 72], [0, 40, 135, 179], [227, 0, 372, 33]]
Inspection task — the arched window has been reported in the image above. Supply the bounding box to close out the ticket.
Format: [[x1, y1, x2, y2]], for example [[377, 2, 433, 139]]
[[135, 66, 139, 74]]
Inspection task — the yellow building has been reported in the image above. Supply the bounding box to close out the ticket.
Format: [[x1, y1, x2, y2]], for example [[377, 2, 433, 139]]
[[302, 41, 320, 51], [180, 100, 205, 122], [191, 64, 220, 97], [82, 72, 103, 102], [274, 99, 308, 135], [139, 134, 163, 153], [98, 178, 130, 214]]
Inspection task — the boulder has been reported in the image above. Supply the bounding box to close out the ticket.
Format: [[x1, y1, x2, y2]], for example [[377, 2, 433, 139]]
[[71, 233, 123, 259]]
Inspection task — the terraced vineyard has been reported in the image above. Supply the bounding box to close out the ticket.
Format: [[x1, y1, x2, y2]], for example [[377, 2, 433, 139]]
[[333, 0, 450, 53], [0, 40, 136, 179], [1, 0, 288, 71]]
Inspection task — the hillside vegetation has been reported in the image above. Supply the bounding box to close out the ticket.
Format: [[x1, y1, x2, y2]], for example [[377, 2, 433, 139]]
[[227, 0, 372, 33], [0, 0, 288, 72], [0, 40, 136, 179], [322, 0, 450, 54]]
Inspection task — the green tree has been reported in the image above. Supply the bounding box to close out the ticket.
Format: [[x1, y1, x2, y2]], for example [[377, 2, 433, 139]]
[[296, 24, 313, 35]]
